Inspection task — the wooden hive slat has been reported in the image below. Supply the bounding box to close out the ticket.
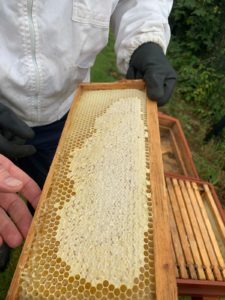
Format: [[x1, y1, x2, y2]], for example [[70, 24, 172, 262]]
[[166, 177, 198, 280], [167, 195, 189, 279], [165, 175, 225, 296], [170, 178, 207, 280], [191, 181, 224, 281], [7, 80, 177, 300]]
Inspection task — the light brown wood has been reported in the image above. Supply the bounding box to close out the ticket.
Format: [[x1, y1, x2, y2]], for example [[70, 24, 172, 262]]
[[147, 100, 178, 300], [172, 178, 206, 280], [192, 182, 225, 280], [158, 113, 199, 178], [203, 184, 225, 247], [184, 180, 215, 280], [167, 193, 189, 279], [177, 179, 216, 281], [166, 177, 198, 279], [7, 80, 178, 300]]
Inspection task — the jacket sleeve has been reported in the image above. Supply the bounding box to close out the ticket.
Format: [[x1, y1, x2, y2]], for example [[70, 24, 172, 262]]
[[111, 0, 173, 74]]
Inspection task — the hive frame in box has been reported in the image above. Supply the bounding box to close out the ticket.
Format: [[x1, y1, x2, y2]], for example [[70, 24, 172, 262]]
[[158, 112, 199, 179], [165, 173, 225, 297], [7, 80, 177, 300]]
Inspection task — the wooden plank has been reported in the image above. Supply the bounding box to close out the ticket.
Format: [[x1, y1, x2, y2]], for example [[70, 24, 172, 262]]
[[80, 79, 145, 91], [192, 182, 225, 280], [171, 178, 206, 280], [167, 193, 189, 279], [166, 177, 198, 279], [147, 100, 178, 300], [203, 184, 225, 247], [177, 278, 225, 297], [169, 130, 189, 176], [184, 180, 215, 280]]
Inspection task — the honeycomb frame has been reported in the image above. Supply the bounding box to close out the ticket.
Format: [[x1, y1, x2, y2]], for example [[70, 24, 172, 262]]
[[7, 80, 177, 300]]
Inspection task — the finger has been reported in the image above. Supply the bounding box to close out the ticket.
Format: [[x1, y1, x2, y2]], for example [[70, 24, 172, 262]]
[[0, 235, 3, 246], [10, 136, 26, 145], [0, 207, 23, 248], [135, 70, 143, 80], [144, 72, 165, 101], [0, 192, 33, 239], [126, 65, 136, 79], [0, 163, 23, 193], [1, 129, 13, 140], [0, 107, 35, 140], [157, 77, 177, 107], [0, 155, 41, 208], [0, 135, 36, 159]]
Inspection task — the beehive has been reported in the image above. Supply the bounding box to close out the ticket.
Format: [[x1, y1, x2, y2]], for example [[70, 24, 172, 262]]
[[158, 113, 199, 178], [7, 81, 177, 300], [165, 175, 225, 295]]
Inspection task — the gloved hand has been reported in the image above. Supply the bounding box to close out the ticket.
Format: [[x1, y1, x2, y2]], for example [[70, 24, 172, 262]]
[[0, 103, 36, 158], [126, 42, 177, 106]]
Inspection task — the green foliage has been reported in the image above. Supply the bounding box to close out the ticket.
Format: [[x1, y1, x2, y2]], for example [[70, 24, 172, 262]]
[[171, 0, 224, 53], [168, 1, 225, 123]]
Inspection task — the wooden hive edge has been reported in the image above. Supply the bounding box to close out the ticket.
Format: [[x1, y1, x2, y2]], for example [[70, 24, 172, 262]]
[[158, 112, 199, 179]]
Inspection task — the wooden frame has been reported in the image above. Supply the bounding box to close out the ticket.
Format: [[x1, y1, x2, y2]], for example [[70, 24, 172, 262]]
[[165, 173, 225, 297], [158, 112, 199, 179], [7, 80, 177, 300]]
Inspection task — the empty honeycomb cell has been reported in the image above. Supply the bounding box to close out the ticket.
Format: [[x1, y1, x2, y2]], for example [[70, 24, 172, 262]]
[[96, 291, 102, 298], [114, 288, 120, 296], [97, 283, 103, 290], [139, 282, 145, 289], [90, 287, 97, 294], [65, 291, 72, 298], [84, 290, 90, 297], [103, 280, 109, 287], [108, 292, 114, 298], [43, 290, 49, 297], [78, 286, 85, 293], [102, 288, 108, 295], [126, 289, 132, 297]]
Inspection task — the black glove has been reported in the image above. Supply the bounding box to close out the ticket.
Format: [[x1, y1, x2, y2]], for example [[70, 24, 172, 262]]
[[0, 103, 36, 158], [126, 42, 177, 106]]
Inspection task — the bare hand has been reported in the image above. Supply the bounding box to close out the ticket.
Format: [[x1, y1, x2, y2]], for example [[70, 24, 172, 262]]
[[0, 154, 41, 248]]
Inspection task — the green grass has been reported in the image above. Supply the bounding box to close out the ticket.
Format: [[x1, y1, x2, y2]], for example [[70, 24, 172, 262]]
[[0, 246, 22, 299], [1, 33, 225, 299]]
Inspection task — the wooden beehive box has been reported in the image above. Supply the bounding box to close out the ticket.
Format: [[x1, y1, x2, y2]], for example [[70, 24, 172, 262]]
[[7, 80, 177, 300], [165, 175, 225, 297], [158, 112, 199, 178]]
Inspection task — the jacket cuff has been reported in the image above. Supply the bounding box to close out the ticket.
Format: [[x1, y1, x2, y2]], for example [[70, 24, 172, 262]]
[[116, 31, 167, 74]]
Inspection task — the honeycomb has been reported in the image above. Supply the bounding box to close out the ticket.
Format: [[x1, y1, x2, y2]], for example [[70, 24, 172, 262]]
[[16, 89, 155, 300]]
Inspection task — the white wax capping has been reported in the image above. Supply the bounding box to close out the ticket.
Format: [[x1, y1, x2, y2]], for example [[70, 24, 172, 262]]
[[56, 97, 149, 288]]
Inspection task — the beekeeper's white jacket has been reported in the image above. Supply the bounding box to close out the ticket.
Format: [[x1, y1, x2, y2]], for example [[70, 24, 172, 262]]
[[0, 0, 173, 126]]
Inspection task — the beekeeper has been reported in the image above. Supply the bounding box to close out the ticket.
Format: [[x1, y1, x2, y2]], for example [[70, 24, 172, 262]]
[[0, 0, 176, 269]]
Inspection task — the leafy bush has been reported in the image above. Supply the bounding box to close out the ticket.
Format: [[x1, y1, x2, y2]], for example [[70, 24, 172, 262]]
[[168, 0, 225, 123]]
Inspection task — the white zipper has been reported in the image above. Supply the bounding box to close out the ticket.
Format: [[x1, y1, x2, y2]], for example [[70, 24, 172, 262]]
[[27, 0, 40, 99]]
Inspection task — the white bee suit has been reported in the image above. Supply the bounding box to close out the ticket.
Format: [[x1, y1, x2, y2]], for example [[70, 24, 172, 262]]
[[0, 0, 173, 126]]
